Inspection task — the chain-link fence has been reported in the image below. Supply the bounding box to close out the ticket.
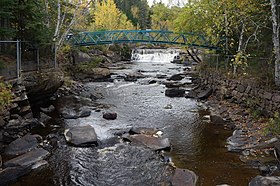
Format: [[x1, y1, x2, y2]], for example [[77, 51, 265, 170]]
[[202, 53, 274, 85], [0, 41, 56, 80]]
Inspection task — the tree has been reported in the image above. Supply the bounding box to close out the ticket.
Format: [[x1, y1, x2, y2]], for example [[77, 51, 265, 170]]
[[90, 0, 134, 30], [174, 0, 271, 77], [271, 0, 280, 86], [0, 0, 17, 40], [150, 2, 181, 30], [114, 0, 151, 29]]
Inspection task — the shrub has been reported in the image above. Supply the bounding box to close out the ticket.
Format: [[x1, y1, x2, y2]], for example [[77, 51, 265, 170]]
[[0, 82, 12, 112], [265, 112, 280, 136], [77, 57, 104, 72]]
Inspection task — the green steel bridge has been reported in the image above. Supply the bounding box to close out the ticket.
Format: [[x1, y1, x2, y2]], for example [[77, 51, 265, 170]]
[[67, 30, 224, 50]]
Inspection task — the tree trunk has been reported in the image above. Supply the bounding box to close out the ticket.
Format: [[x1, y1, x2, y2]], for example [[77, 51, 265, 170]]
[[271, 0, 280, 86]]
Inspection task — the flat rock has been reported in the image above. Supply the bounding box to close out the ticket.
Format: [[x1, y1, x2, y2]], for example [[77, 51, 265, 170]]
[[4, 148, 49, 167], [0, 166, 32, 186], [197, 88, 213, 100], [129, 127, 158, 135], [172, 168, 198, 186], [64, 125, 97, 147], [249, 176, 280, 186], [4, 134, 42, 156], [125, 134, 170, 151], [103, 112, 117, 120], [165, 88, 185, 97]]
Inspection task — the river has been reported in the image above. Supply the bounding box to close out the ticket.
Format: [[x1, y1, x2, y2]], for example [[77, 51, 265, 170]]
[[12, 48, 258, 186]]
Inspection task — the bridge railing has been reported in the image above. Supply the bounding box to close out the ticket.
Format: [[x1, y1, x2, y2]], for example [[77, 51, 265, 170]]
[[67, 30, 224, 50]]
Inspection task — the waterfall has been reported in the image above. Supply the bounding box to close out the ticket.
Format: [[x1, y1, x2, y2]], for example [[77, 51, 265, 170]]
[[131, 48, 181, 63]]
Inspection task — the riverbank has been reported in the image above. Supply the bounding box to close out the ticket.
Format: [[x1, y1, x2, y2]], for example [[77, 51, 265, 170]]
[[197, 70, 280, 185]]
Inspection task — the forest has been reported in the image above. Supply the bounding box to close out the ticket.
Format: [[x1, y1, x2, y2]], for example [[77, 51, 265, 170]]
[[0, 0, 280, 85]]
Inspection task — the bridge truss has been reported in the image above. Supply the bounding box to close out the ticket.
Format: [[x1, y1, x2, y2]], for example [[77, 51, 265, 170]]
[[67, 30, 223, 50]]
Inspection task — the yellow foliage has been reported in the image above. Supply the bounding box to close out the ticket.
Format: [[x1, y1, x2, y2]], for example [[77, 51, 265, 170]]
[[91, 0, 134, 30]]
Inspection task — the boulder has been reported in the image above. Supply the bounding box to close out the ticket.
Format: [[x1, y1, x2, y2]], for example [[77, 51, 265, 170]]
[[165, 88, 185, 97], [40, 105, 55, 114], [124, 72, 145, 82], [0, 166, 32, 186], [75, 68, 111, 81], [210, 115, 226, 125], [22, 70, 64, 103], [103, 112, 117, 120], [148, 79, 157, 84], [64, 125, 98, 147], [4, 148, 49, 167], [4, 134, 42, 156], [172, 168, 198, 186], [61, 107, 91, 119], [167, 74, 184, 81], [39, 112, 52, 124], [73, 51, 92, 64], [197, 88, 213, 100], [125, 134, 171, 151], [249, 176, 280, 186]]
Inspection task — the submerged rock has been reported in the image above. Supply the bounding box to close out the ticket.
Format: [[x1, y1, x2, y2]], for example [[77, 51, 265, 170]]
[[4, 134, 42, 156], [103, 112, 117, 120], [4, 148, 49, 168], [0, 166, 32, 186], [171, 168, 198, 186], [249, 176, 280, 186], [129, 127, 158, 135], [125, 134, 170, 151], [64, 125, 97, 147]]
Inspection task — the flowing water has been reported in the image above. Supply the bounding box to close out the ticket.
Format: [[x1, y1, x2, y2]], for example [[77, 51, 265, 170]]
[[12, 48, 259, 186]]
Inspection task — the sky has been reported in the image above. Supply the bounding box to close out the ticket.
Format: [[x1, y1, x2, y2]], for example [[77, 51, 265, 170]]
[[147, 0, 186, 7]]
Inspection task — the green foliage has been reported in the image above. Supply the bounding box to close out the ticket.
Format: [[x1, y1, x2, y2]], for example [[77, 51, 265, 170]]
[[114, 0, 151, 29], [77, 57, 104, 72], [265, 112, 280, 136], [150, 3, 181, 30], [174, 0, 271, 55], [0, 82, 12, 112], [231, 51, 249, 73], [79, 46, 90, 53]]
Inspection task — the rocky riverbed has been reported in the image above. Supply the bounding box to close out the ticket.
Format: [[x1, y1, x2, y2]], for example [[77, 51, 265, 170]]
[[1, 48, 279, 185]]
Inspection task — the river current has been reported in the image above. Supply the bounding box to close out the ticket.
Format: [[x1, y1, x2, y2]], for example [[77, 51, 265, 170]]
[[12, 48, 258, 186]]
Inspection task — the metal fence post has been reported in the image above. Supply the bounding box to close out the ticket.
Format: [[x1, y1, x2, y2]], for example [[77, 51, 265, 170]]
[[37, 48, 40, 71], [16, 40, 20, 78]]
